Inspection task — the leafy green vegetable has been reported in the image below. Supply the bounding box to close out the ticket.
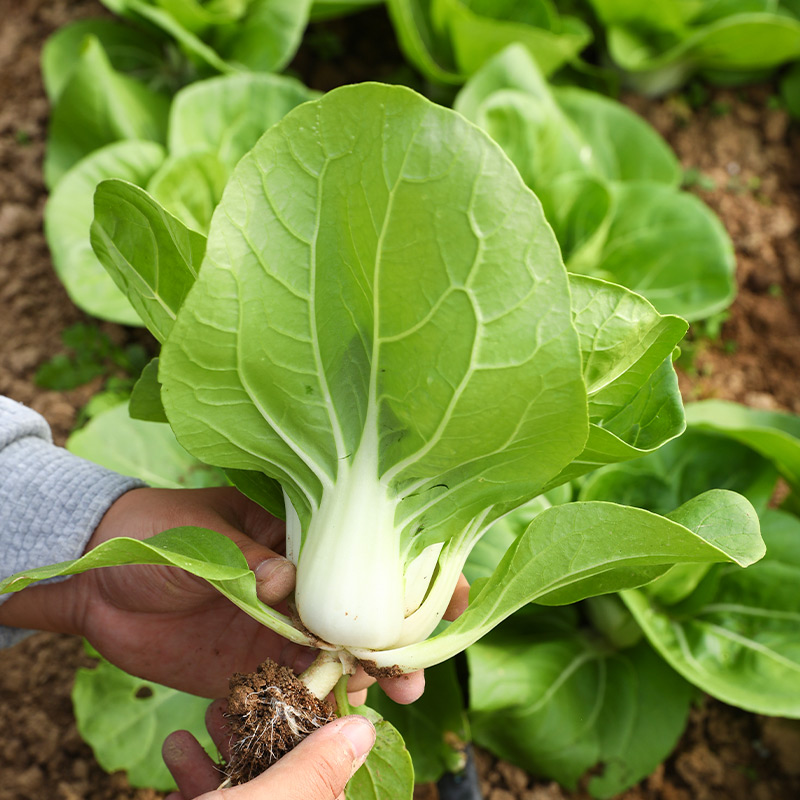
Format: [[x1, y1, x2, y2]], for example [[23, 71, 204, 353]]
[[468, 605, 693, 798], [91, 179, 206, 342], [585, 0, 800, 94], [42, 18, 168, 103], [685, 400, 800, 492], [455, 45, 736, 321], [623, 509, 800, 716], [102, 0, 313, 73], [73, 654, 214, 790], [44, 71, 315, 323], [44, 140, 167, 325], [386, 0, 592, 84], [5, 90, 764, 800], [44, 35, 169, 188]]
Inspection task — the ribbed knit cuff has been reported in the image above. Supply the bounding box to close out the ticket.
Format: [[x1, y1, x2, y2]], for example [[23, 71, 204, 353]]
[[0, 399, 144, 647]]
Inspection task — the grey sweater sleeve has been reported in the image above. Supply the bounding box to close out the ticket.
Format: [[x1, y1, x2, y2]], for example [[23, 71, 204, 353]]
[[0, 397, 145, 648]]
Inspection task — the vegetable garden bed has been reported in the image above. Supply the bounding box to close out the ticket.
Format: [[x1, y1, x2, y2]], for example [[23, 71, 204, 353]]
[[1, 2, 800, 800]]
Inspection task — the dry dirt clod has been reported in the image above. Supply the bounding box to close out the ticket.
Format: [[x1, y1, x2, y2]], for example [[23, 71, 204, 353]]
[[224, 658, 336, 785]]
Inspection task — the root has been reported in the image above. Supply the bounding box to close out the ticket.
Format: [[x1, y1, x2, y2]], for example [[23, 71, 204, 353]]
[[224, 659, 336, 785]]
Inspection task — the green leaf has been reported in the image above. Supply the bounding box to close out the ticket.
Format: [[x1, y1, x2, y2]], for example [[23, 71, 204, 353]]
[[211, 0, 314, 72], [454, 45, 679, 186], [455, 46, 736, 322], [685, 400, 800, 491], [622, 509, 800, 716], [437, 0, 592, 79], [44, 140, 166, 325], [73, 656, 214, 791], [147, 152, 229, 233], [130, 358, 168, 423], [541, 274, 687, 489], [159, 81, 588, 544], [579, 428, 779, 518], [91, 179, 206, 341], [116, 0, 313, 73], [0, 526, 313, 646], [386, 0, 591, 84], [168, 72, 320, 171], [468, 605, 693, 798], [554, 87, 681, 185], [366, 660, 468, 783], [42, 18, 167, 103], [360, 490, 764, 670], [586, 182, 736, 321], [604, 13, 800, 94], [224, 469, 287, 519], [345, 706, 414, 800], [67, 401, 226, 488], [45, 36, 169, 187]]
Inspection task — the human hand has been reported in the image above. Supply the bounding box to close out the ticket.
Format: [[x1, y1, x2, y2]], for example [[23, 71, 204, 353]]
[[0, 486, 469, 701], [163, 700, 376, 800]]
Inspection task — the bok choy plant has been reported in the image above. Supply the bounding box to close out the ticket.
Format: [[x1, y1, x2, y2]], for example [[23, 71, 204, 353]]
[[1, 83, 765, 797]]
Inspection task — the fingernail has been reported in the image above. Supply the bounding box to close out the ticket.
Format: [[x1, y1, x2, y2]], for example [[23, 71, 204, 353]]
[[254, 558, 295, 602], [340, 716, 376, 774]]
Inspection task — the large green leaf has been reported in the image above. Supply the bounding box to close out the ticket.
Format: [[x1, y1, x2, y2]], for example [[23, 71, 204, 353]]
[[45, 36, 169, 188], [159, 82, 588, 546], [685, 400, 800, 491], [622, 509, 800, 716], [468, 606, 693, 798], [0, 527, 312, 646], [73, 656, 214, 791], [44, 140, 166, 325], [353, 489, 764, 669], [91, 179, 206, 341], [67, 401, 225, 489]]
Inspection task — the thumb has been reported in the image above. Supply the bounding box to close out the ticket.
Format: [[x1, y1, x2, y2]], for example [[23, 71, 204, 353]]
[[227, 715, 376, 800]]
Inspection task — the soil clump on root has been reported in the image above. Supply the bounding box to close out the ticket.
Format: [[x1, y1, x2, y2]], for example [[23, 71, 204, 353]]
[[225, 658, 336, 785]]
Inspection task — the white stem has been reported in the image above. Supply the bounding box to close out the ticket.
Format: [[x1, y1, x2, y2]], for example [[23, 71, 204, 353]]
[[299, 650, 356, 700]]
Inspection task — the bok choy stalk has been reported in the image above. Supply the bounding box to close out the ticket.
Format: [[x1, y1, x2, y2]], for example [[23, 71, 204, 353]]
[[1, 84, 765, 703]]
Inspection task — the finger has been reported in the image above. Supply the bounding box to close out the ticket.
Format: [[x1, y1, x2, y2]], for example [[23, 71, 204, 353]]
[[163, 730, 222, 798], [443, 573, 470, 621], [347, 688, 368, 707], [206, 699, 232, 763], [378, 670, 425, 705], [216, 525, 296, 606], [344, 665, 376, 694], [226, 715, 375, 800]]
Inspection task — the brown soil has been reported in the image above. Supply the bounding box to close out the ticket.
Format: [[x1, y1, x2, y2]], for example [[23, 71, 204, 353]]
[[225, 659, 335, 785], [1, 2, 800, 800], [626, 86, 800, 414]]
